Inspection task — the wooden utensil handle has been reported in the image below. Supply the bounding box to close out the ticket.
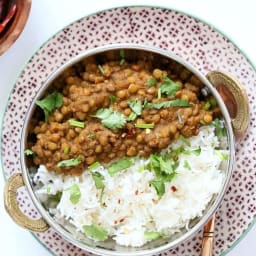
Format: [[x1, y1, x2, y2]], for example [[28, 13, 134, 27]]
[[201, 215, 215, 256]]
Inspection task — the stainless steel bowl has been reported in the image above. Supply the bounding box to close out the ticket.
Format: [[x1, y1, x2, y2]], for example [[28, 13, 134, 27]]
[[4, 44, 249, 256]]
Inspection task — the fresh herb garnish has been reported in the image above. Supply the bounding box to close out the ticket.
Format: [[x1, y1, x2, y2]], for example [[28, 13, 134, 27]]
[[150, 179, 165, 198], [63, 146, 70, 154], [127, 100, 143, 121], [120, 49, 125, 65], [98, 64, 105, 75], [183, 147, 201, 156], [91, 172, 105, 189], [127, 112, 137, 121], [149, 154, 178, 182], [148, 152, 181, 197], [128, 100, 142, 115], [36, 92, 63, 122], [158, 76, 179, 99], [138, 165, 146, 173], [144, 99, 191, 109], [183, 160, 191, 170], [204, 101, 211, 110], [109, 95, 117, 104], [57, 157, 82, 167], [204, 98, 217, 110], [66, 184, 81, 204], [209, 98, 217, 107], [179, 135, 191, 146], [46, 187, 51, 193], [135, 123, 154, 129], [145, 77, 157, 86], [93, 108, 126, 129], [83, 223, 108, 242], [211, 118, 227, 137], [99, 188, 105, 207], [68, 119, 85, 128], [24, 149, 34, 156], [144, 231, 162, 241], [88, 161, 101, 171], [107, 158, 135, 176], [215, 150, 229, 160]]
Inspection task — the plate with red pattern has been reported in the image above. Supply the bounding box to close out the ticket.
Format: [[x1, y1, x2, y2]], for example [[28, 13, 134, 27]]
[[1, 6, 255, 256]]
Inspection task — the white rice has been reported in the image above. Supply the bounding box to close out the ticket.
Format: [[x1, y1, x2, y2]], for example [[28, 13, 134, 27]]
[[33, 125, 227, 247]]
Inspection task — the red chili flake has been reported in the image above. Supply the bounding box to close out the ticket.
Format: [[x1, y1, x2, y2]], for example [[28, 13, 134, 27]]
[[119, 218, 125, 223], [126, 128, 136, 138], [114, 220, 118, 225], [171, 186, 177, 192], [152, 198, 158, 204], [118, 199, 121, 204], [135, 190, 139, 195]]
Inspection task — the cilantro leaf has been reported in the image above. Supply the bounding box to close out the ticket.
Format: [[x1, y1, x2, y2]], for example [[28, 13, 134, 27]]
[[183, 147, 201, 156], [128, 100, 142, 115], [91, 172, 105, 189], [83, 223, 108, 242], [150, 179, 165, 198], [183, 160, 191, 170], [36, 92, 63, 122], [63, 146, 70, 154], [204, 101, 211, 110], [88, 162, 101, 171], [145, 77, 157, 86], [101, 111, 126, 129], [57, 157, 82, 167], [158, 76, 179, 99], [66, 184, 81, 204], [211, 118, 227, 137], [127, 112, 137, 121], [120, 49, 125, 65], [93, 108, 126, 129], [149, 154, 178, 182], [109, 95, 117, 104], [214, 150, 229, 160], [204, 98, 217, 110], [107, 158, 135, 176], [94, 108, 112, 119], [24, 149, 34, 156], [144, 99, 191, 109], [144, 231, 162, 241], [179, 134, 191, 146]]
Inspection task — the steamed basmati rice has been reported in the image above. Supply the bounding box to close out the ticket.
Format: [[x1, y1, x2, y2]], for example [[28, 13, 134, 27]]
[[33, 125, 228, 247]]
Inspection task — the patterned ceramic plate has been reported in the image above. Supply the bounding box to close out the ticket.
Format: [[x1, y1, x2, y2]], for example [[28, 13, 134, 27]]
[[1, 6, 255, 256]]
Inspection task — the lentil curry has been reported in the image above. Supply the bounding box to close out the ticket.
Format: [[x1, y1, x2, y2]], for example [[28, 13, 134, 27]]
[[27, 50, 220, 175]]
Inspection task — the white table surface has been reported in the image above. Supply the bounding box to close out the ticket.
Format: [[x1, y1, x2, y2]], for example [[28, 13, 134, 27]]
[[0, 0, 255, 255]]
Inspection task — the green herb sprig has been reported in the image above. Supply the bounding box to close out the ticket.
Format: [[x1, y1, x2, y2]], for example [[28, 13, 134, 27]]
[[36, 92, 63, 122]]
